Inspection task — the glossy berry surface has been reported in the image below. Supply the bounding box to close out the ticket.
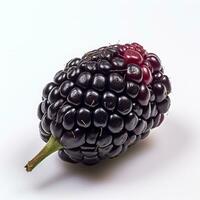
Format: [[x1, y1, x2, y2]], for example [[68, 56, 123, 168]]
[[127, 64, 143, 83], [37, 42, 171, 165]]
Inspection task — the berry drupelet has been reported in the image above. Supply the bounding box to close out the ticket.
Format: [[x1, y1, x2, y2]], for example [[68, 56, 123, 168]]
[[25, 42, 171, 171]]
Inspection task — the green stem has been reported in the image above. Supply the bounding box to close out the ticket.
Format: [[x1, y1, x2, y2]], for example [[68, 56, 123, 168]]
[[25, 136, 63, 172]]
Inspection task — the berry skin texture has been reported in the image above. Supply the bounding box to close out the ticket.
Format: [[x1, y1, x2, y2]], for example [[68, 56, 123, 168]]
[[117, 96, 132, 115], [112, 57, 125, 69], [25, 42, 171, 172], [126, 81, 140, 99], [152, 83, 167, 102], [84, 89, 99, 108], [92, 73, 106, 91], [102, 91, 117, 111], [93, 108, 108, 128], [138, 84, 151, 106], [108, 114, 124, 133], [146, 53, 162, 72], [127, 64, 143, 83], [124, 49, 143, 65], [141, 65, 153, 85], [109, 73, 125, 93]]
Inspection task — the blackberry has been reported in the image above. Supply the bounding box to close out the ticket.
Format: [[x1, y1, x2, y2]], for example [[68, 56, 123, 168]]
[[25, 42, 171, 172]]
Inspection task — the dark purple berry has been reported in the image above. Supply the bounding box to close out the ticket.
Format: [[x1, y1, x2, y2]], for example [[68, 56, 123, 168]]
[[150, 89, 156, 101], [99, 144, 113, 158], [42, 82, 57, 99], [146, 53, 161, 72], [125, 112, 138, 131], [117, 96, 132, 115], [86, 127, 100, 144], [53, 70, 67, 84], [41, 100, 50, 114], [126, 81, 140, 99], [58, 150, 78, 163], [141, 131, 150, 140], [33, 42, 171, 168], [84, 89, 99, 108], [98, 59, 112, 73], [124, 133, 137, 148], [81, 61, 97, 72], [108, 145, 123, 158], [66, 66, 81, 80], [152, 83, 167, 102], [100, 49, 115, 60], [97, 132, 113, 148], [65, 58, 81, 69], [132, 102, 143, 116], [39, 123, 50, 143], [158, 114, 164, 126], [162, 75, 171, 94], [67, 87, 83, 106], [109, 73, 125, 93], [138, 84, 150, 106], [157, 96, 171, 113], [92, 73, 106, 91], [76, 108, 91, 128], [153, 113, 163, 128], [111, 57, 125, 68], [93, 108, 108, 128], [41, 114, 51, 133], [151, 103, 158, 117], [59, 80, 74, 97], [62, 108, 76, 130], [145, 118, 154, 132], [76, 72, 92, 89], [47, 99, 64, 120], [133, 119, 147, 135], [102, 91, 117, 111], [108, 114, 124, 133], [48, 87, 61, 104], [153, 71, 163, 81], [60, 128, 85, 149], [81, 150, 98, 157], [142, 103, 151, 120], [64, 148, 83, 161], [83, 156, 99, 165], [50, 121, 63, 138], [37, 102, 43, 120], [56, 104, 72, 123], [113, 132, 128, 146]]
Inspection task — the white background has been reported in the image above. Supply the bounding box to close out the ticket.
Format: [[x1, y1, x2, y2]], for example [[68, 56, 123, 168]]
[[0, 0, 200, 199]]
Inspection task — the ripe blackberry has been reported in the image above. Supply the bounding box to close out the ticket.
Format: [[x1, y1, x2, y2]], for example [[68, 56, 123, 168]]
[[25, 42, 171, 172]]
